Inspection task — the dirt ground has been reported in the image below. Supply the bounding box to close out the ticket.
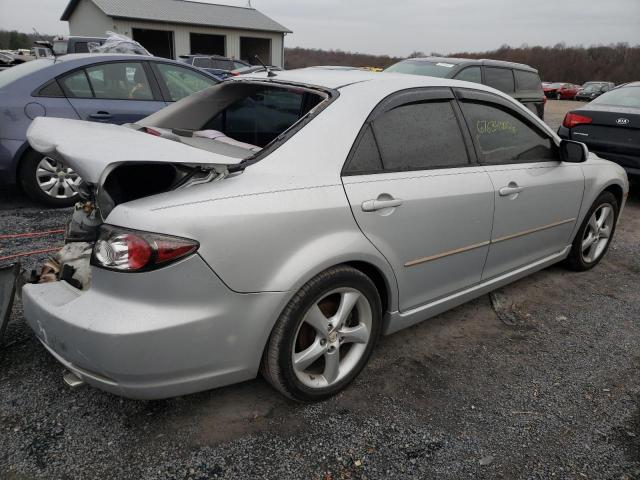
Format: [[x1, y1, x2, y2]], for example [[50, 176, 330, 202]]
[[1, 100, 639, 479]]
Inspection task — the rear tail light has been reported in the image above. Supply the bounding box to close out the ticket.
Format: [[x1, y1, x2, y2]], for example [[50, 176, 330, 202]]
[[92, 226, 199, 272], [563, 112, 593, 128]]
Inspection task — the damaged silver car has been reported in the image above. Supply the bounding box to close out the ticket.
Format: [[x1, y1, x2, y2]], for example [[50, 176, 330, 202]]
[[16, 68, 629, 401]]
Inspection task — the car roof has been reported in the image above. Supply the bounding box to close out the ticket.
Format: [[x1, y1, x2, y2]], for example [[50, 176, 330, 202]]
[[54, 53, 171, 62], [399, 56, 537, 72], [240, 66, 524, 92]]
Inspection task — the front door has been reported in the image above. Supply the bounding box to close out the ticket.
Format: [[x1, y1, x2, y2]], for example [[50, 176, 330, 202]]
[[455, 89, 584, 279], [342, 89, 495, 312], [58, 61, 165, 124]]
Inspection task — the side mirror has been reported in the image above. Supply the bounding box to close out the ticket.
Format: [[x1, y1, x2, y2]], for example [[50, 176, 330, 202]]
[[560, 139, 587, 163]]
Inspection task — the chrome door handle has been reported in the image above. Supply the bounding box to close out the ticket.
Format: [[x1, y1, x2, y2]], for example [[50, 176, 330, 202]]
[[499, 184, 524, 196], [361, 198, 403, 212]]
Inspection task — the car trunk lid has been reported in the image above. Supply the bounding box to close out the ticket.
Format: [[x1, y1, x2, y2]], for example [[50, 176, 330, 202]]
[[26, 117, 250, 185], [570, 105, 640, 157]]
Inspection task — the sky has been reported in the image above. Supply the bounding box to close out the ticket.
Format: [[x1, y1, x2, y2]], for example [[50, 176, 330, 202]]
[[1, 0, 638, 56]]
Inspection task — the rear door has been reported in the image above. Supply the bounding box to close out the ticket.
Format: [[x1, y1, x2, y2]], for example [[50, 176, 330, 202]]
[[455, 88, 584, 280], [342, 88, 495, 311], [59, 61, 165, 124]]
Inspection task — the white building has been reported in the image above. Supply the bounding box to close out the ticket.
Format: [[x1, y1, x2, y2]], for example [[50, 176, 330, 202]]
[[61, 0, 291, 67]]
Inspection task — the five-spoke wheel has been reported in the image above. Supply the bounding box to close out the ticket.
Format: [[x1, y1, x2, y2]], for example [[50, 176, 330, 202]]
[[262, 266, 381, 401]]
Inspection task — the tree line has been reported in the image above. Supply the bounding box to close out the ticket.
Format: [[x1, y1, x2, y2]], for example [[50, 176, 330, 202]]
[[0, 30, 54, 50], [285, 43, 640, 84]]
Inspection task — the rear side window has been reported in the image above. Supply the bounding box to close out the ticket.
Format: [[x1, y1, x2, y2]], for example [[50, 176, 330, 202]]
[[514, 70, 542, 91], [485, 67, 515, 93], [372, 101, 469, 171], [37, 80, 65, 97], [454, 66, 482, 84], [193, 57, 212, 68], [460, 102, 557, 164], [60, 70, 92, 98], [344, 126, 383, 174], [74, 42, 89, 53]]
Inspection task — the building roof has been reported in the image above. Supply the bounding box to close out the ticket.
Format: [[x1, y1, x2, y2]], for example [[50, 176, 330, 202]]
[[61, 0, 291, 33]]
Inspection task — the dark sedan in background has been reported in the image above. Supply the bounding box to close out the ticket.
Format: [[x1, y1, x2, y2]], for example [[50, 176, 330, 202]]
[[0, 54, 220, 206], [559, 82, 640, 176], [575, 82, 616, 102]]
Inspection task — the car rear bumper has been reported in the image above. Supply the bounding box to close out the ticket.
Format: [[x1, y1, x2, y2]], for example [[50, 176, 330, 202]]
[[22, 254, 289, 399]]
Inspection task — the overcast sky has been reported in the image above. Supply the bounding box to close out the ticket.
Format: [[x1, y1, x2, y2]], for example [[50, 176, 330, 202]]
[[1, 0, 638, 56]]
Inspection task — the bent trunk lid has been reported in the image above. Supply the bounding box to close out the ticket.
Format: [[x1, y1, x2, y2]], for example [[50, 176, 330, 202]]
[[26, 117, 248, 185]]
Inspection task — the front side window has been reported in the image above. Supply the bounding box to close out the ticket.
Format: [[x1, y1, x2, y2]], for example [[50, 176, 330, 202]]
[[460, 102, 557, 164], [372, 101, 469, 171], [155, 63, 217, 101], [484, 67, 515, 93], [85, 62, 153, 100], [454, 66, 482, 84]]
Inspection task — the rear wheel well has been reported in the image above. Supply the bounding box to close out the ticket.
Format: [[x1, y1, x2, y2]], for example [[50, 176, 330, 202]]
[[344, 261, 390, 314], [603, 184, 623, 209]]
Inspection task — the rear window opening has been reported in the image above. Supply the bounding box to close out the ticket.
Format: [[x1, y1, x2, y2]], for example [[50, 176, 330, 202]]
[[138, 81, 328, 153]]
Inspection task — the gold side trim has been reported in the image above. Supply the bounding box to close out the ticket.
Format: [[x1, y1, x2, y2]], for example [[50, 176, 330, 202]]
[[404, 241, 491, 267], [491, 217, 576, 244], [404, 217, 576, 268]]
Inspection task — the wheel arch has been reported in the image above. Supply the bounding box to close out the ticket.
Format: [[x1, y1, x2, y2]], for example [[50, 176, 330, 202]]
[[603, 183, 624, 209]]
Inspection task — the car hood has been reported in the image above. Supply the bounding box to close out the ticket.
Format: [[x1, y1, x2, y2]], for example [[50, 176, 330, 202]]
[[26, 117, 243, 185]]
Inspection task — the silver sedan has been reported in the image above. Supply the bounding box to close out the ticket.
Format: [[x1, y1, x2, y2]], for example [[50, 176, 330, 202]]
[[22, 69, 629, 401]]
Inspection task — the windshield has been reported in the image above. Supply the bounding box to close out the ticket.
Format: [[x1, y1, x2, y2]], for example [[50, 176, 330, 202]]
[[0, 59, 52, 89], [385, 60, 455, 78], [591, 86, 640, 108], [53, 40, 68, 56]]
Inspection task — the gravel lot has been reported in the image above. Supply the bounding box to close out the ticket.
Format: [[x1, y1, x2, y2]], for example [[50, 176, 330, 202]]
[[1, 100, 639, 480]]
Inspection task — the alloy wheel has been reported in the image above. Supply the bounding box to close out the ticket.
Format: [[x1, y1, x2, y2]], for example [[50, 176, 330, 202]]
[[581, 203, 614, 263], [35, 156, 81, 200], [292, 288, 372, 389]]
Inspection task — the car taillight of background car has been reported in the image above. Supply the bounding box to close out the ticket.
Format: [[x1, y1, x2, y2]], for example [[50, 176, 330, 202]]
[[563, 112, 593, 128]]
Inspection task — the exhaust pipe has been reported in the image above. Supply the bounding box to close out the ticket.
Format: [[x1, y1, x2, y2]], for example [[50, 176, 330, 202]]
[[63, 370, 85, 389]]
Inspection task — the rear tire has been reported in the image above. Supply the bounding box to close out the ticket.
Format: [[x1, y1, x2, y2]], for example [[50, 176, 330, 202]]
[[262, 266, 382, 402], [565, 191, 618, 271], [19, 150, 81, 208]]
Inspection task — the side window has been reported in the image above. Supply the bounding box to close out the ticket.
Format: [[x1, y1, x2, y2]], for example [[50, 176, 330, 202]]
[[193, 57, 212, 68], [514, 70, 542, 92], [484, 67, 515, 93], [60, 70, 93, 98], [460, 102, 557, 164], [155, 63, 217, 101], [372, 101, 469, 171], [344, 125, 383, 174], [454, 66, 482, 84], [37, 80, 65, 97], [85, 62, 153, 100], [74, 42, 89, 53]]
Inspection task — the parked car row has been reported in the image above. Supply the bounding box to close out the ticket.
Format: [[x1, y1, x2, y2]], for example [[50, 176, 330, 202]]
[[541, 81, 615, 101]]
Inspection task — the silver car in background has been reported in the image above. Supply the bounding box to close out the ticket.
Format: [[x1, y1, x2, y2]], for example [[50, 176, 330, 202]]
[[22, 69, 629, 401]]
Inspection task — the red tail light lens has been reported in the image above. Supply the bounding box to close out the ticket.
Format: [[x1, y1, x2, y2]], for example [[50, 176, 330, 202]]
[[563, 112, 592, 128], [92, 226, 199, 272]]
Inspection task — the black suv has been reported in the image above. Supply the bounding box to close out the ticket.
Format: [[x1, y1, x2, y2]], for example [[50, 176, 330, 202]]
[[179, 55, 251, 79], [386, 57, 546, 119]]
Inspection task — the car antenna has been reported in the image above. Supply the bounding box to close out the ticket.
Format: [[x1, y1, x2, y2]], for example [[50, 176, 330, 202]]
[[254, 55, 276, 77]]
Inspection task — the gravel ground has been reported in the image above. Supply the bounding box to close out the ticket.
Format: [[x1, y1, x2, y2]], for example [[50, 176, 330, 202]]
[[1, 101, 639, 479]]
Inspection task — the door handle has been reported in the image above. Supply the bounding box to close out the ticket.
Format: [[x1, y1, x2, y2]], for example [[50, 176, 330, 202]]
[[499, 183, 524, 196], [89, 111, 113, 120], [361, 198, 403, 212]]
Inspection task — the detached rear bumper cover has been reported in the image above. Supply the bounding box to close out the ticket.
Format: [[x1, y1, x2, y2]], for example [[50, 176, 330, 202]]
[[22, 254, 288, 399]]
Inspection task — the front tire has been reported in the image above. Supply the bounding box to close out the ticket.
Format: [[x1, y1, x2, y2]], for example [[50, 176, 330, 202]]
[[262, 266, 382, 402], [565, 191, 619, 271], [19, 150, 81, 208]]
